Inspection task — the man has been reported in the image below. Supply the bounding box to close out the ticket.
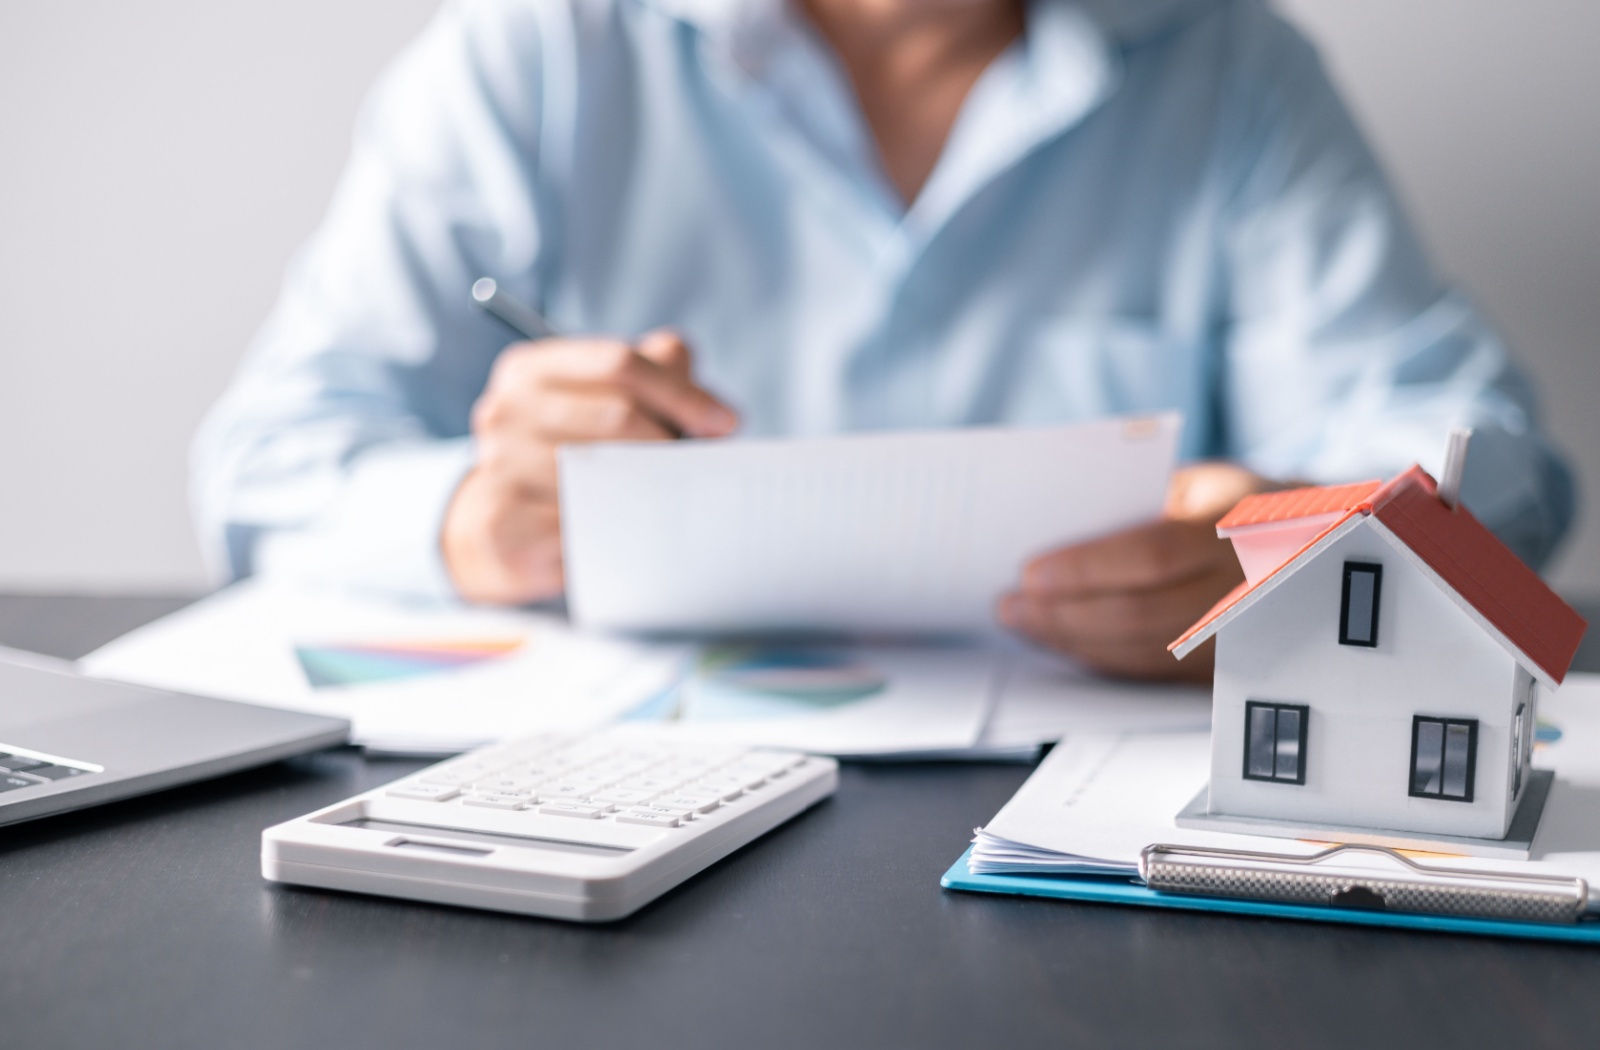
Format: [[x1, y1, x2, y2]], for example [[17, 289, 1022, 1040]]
[[195, 0, 1573, 681]]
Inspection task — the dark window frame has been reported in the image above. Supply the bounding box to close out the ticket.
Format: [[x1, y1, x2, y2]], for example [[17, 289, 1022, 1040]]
[[1409, 716, 1478, 803], [1242, 701, 1310, 786], [1511, 701, 1528, 800], [1339, 561, 1384, 648]]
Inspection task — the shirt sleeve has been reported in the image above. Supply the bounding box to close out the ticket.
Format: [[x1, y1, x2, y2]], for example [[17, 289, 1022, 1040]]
[[1213, 11, 1575, 569], [191, 0, 553, 601]]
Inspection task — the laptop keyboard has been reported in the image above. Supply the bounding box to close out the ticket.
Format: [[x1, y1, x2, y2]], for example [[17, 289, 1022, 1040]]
[[0, 750, 95, 791]]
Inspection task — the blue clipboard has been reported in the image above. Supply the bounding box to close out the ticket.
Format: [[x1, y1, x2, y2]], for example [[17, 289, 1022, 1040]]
[[940, 848, 1600, 945]]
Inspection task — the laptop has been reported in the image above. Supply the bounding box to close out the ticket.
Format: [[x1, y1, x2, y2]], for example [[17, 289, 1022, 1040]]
[[0, 646, 348, 827]]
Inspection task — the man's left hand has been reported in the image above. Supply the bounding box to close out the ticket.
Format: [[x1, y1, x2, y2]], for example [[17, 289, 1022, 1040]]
[[997, 462, 1287, 682]]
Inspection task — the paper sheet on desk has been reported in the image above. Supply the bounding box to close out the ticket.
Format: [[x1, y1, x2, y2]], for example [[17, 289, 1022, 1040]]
[[971, 673, 1600, 896], [980, 649, 1210, 749], [559, 415, 1179, 633], [78, 581, 686, 753]]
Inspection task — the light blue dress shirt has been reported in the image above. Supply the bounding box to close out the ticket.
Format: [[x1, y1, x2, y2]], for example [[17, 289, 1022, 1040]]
[[194, 0, 1574, 600]]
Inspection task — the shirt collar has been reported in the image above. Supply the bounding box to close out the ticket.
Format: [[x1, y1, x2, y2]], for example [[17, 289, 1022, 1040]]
[[638, 0, 1209, 59], [641, 0, 1201, 242], [905, 0, 1120, 241]]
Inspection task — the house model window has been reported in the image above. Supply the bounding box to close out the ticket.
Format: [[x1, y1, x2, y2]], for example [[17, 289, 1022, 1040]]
[[1410, 716, 1477, 802], [1338, 562, 1382, 647], [1243, 701, 1308, 785]]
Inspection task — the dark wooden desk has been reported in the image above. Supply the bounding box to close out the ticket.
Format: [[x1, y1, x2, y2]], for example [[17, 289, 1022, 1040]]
[[3, 594, 1599, 1050]]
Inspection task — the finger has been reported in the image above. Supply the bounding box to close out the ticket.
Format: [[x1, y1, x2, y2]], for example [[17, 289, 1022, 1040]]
[[1020, 519, 1236, 596], [635, 328, 692, 379], [476, 386, 684, 493], [527, 389, 678, 444], [1164, 461, 1292, 522], [535, 341, 738, 438]]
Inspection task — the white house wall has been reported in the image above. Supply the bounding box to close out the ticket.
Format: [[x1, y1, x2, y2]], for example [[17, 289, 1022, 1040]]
[[1209, 518, 1520, 839]]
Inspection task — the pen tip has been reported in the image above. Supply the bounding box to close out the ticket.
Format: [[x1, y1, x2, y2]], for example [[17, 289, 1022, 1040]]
[[471, 277, 497, 304]]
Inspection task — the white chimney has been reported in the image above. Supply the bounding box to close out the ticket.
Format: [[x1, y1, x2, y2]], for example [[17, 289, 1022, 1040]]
[[1437, 427, 1472, 510]]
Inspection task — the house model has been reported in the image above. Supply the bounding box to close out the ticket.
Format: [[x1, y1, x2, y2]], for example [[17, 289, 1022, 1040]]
[[1168, 437, 1587, 857]]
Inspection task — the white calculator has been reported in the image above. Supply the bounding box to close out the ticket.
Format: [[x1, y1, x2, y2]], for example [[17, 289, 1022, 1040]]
[[261, 730, 838, 921]]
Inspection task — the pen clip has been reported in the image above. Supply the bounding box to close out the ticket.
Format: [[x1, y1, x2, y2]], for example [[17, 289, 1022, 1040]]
[[1139, 842, 1589, 925]]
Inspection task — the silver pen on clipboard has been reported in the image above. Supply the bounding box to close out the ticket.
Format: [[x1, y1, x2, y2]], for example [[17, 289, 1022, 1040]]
[[1138, 842, 1590, 925]]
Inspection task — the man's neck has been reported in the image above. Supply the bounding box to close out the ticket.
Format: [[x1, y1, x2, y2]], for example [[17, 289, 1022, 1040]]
[[800, 0, 1026, 206]]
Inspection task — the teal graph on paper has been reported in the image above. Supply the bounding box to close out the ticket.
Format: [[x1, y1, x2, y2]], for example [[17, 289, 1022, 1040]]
[[939, 848, 1600, 945], [625, 646, 888, 723], [293, 638, 525, 689]]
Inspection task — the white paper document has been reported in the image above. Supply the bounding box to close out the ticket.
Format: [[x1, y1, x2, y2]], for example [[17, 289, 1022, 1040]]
[[971, 674, 1600, 902], [981, 649, 1211, 749], [559, 415, 1179, 633], [79, 581, 687, 753]]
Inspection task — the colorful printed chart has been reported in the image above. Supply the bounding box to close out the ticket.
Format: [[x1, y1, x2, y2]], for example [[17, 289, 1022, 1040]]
[[293, 638, 526, 689], [675, 647, 889, 722]]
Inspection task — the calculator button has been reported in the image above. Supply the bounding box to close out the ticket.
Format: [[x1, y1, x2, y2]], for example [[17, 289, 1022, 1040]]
[[419, 765, 500, 787], [652, 762, 711, 780], [616, 808, 681, 828], [541, 781, 592, 798], [590, 788, 657, 806], [613, 749, 670, 766], [386, 783, 459, 802], [505, 763, 558, 778], [582, 760, 641, 778], [620, 775, 681, 794], [687, 781, 742, 802], [469, 776, 539, 796], [655, 794, 720, 815], [727, 759, 783, 780], [534, 791, 592, 806], [462, 793, 527, 811], [538, 802, 607, 819]]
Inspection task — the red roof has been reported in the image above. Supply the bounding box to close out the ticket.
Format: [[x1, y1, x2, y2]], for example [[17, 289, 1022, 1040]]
[[1217, 480, 1382, 531], [1171, 466, 1588, 686]]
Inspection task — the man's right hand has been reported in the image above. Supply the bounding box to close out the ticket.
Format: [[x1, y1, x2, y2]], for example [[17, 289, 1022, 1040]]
[[442, 329, 738, 605]]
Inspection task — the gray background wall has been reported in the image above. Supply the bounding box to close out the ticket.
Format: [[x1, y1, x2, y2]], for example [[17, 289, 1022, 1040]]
[[1, 0, 1596, 594]]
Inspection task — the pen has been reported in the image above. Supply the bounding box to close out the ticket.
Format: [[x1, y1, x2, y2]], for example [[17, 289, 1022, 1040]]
[[471, 277, 557, 340], [471, 276, 714, 440]]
